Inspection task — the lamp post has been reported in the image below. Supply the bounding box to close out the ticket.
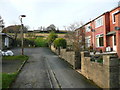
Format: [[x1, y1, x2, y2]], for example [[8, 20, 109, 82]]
[[19, 15, 26, 55]]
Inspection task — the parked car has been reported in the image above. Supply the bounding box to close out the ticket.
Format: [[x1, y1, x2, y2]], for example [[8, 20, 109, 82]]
[[0, 50, 14, 56], [5, 50, 14, 56], [0, 50, 5, 56]]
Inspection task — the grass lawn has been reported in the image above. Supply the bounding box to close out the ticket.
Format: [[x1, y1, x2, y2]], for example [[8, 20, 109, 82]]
[[2, 72, 17, 88], [2, 55, 29, 88]]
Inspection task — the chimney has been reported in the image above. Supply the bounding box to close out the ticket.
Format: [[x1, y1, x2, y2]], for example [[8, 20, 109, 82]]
[[118, 1, 120, 6]]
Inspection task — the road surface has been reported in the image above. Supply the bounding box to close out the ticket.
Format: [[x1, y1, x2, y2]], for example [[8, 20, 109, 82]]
[[11, 48, 99, 88]]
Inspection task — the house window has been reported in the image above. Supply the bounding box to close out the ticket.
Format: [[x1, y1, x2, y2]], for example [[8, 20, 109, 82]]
[[96, 34, 104, 47], [76, 30, 79, 36], [85, 24, 91, 32], [85, 36, 91, 47], [95, 16, 103, 28], [5, 37, 9, 47], [112, 10, 119, 24], [114, 35, 116, 45]]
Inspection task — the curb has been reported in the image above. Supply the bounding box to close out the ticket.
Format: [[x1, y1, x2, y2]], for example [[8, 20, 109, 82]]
[[9, 57, 29, 88], [17, 59, 28, 73]]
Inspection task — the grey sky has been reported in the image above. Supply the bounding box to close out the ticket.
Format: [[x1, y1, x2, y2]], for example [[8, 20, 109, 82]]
[[0, 0, 119, 30]]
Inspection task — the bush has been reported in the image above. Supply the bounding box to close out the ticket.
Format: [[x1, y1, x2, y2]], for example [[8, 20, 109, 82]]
[[13, 39, 35, 47], [14, 37, 49, 47], [47, 32, 58, 46], [24, 39, 35, 47], [53, 38, 67, 48]]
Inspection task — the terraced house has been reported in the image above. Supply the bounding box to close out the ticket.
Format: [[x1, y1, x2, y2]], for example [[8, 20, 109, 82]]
[[76, 5, 120, 58]]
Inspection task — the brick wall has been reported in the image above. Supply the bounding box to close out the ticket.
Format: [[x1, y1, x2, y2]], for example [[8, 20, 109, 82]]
[[115, 12, 120, 58], [81, 51, 120, 88]]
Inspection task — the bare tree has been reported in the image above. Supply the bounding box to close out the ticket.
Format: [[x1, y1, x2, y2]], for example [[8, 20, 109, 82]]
[[64, 21, 85, 52], [0, 16, 4, 32]]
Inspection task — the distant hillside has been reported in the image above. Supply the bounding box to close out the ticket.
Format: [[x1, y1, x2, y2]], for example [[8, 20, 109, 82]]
[[28, 30, 67, 34], [24, 32, 66, 39]]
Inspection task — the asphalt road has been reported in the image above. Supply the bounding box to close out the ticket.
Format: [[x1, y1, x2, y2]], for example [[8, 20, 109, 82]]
[[11, 47, 99, 88]]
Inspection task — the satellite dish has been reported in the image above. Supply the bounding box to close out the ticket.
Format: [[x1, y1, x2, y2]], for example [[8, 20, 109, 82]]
[[115, 26, 120, 30]]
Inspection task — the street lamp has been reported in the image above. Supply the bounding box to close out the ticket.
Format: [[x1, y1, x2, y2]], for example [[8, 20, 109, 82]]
[[19, 15, 26, 55]]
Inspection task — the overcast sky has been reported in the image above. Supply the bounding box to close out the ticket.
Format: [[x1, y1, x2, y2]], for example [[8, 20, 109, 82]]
[[0, 0, 119, 30]]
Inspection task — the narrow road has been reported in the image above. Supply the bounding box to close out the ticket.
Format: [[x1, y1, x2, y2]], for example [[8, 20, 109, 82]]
[[11, 48, 99, 88]]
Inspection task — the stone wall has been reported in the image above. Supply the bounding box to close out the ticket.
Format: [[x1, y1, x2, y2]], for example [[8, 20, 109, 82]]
[[51, 45, 80, 69], [81, 51, 120, 88], [60, 49, 75, 68], [51, 46, 120, 88]]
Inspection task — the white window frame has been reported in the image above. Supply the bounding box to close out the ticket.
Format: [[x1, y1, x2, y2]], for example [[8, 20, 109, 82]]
[[95, 16, 103, 28], [76, 30, 79, 36], [96, 34, 104, 47], [5, 37, 9, 47], [112, 10, 119, 24], [85, 36, 91, 47], [85, 24, 91, 32]]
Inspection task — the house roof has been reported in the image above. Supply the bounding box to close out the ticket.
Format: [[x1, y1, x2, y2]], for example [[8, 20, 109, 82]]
[[114, 10, 120, 15], [109, 6, 120, 12], [0, 33, 13, 38], [75, 12, 108, 31], [75, 6, 120, 31]]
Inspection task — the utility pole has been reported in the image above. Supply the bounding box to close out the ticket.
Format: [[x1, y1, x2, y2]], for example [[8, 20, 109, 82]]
[[19, 15, 26, 55]]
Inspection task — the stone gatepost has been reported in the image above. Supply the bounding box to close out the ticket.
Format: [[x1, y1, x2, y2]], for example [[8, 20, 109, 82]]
[[81, 51, 90, 73], [109, 56, 119, 88], [104, 55, 119, 88], [74, 51, 81, 69]]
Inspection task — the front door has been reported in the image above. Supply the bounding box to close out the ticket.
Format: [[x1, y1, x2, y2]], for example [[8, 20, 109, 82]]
[[112, 35, 116, 51]]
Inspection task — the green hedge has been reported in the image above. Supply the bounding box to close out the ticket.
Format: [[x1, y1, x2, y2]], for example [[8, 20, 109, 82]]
[[53, 38, 67, 48], [15, 37, 48, 47], [34, 37, 48, 47], [47, 32, 58, 45]]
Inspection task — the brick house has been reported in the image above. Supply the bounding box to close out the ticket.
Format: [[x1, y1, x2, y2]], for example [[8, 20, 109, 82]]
[[0, 16, 13, 50], [76, 6, 120, 58]]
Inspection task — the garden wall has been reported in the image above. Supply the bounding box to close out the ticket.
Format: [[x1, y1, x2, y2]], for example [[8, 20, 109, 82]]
[[81, 51, 120, 88], [51, 45, 120, 88], [51, 45, 80, 69]]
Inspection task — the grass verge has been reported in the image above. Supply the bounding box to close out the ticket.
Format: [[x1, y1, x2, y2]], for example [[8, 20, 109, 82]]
[[2, 55, 29, 88], [2, 55, 29, 61], [2, 72, 18, 88]]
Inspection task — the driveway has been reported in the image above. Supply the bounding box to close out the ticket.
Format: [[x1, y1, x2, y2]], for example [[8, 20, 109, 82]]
[[2, 60, 23, 73], [11, 48, 99, 88]]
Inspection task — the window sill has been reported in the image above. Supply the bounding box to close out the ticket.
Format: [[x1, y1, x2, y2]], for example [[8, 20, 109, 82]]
[[95, 25, 103, 28], [96, 46, 104, 48]]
